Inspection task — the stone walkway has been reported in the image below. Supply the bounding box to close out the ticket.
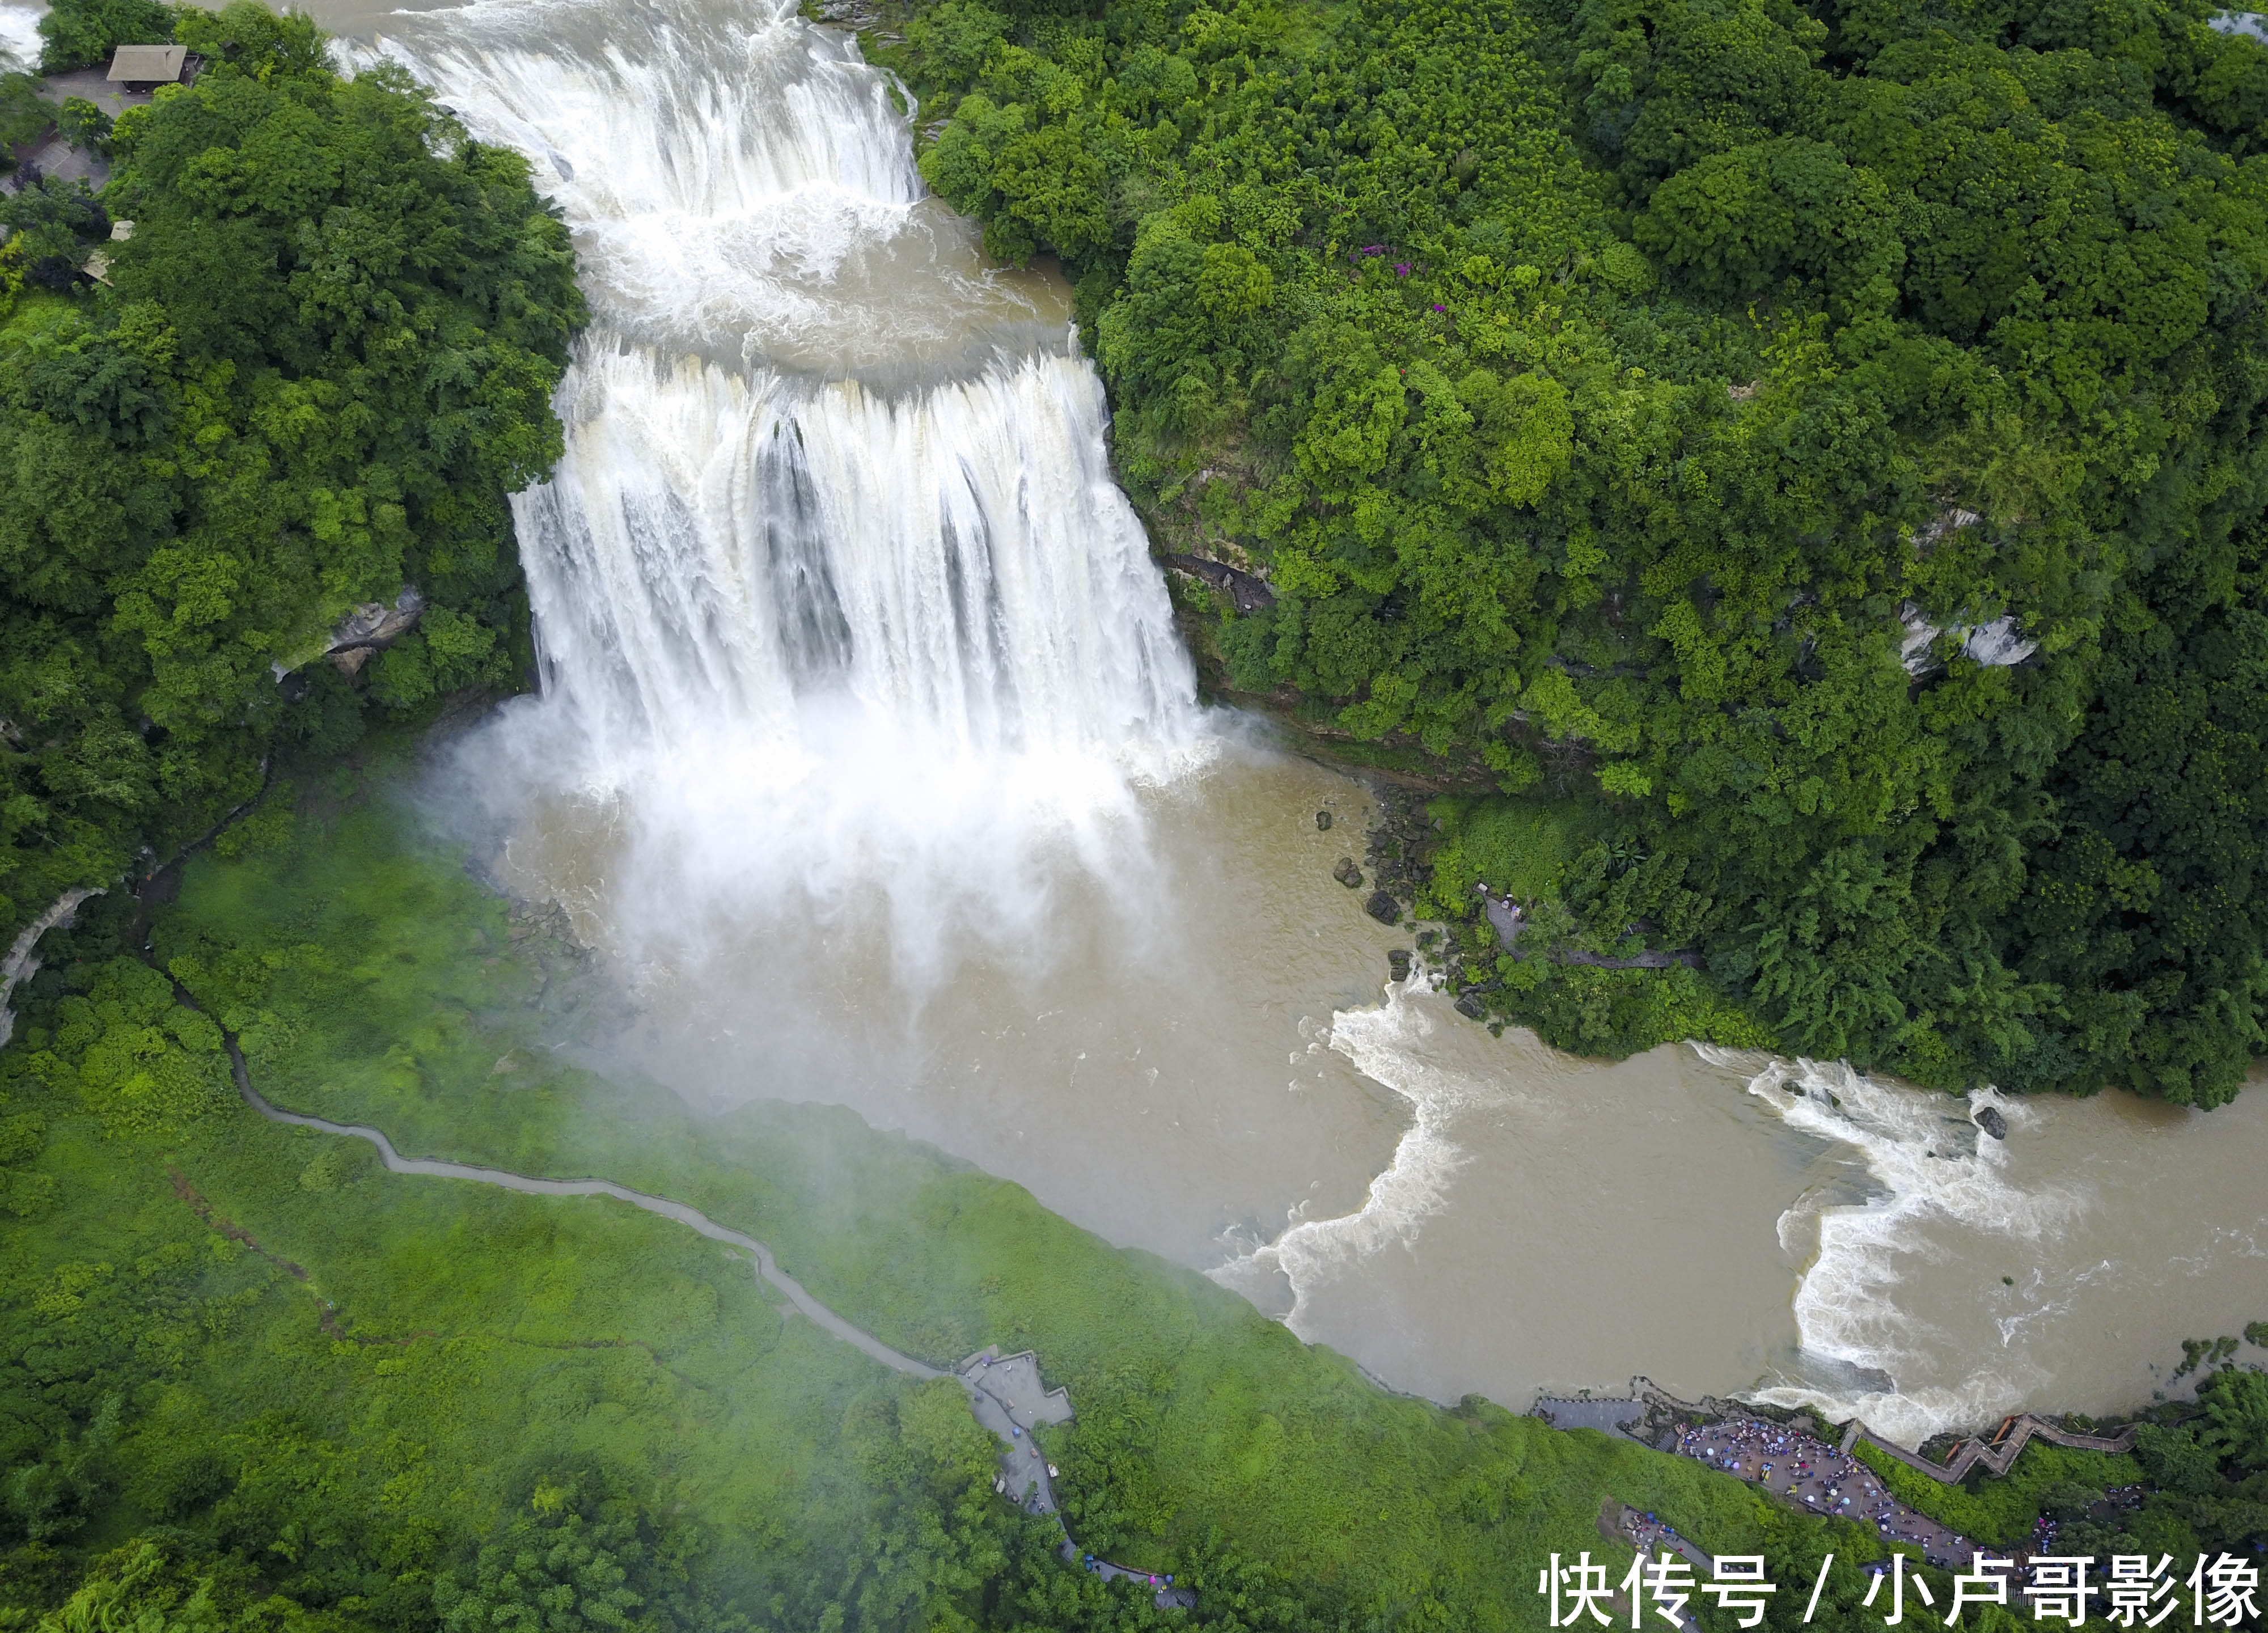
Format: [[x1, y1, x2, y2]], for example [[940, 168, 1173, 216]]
[[1534, 1395, 1651, 1437], [960, 1347, 1072, 1516], [1672, 1418, 1973, 1568], [1076, 1551, 1198, 1610], [1603, 1501, 1708, 1628]]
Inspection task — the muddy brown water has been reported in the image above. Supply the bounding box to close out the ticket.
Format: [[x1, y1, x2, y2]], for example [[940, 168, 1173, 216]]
[[477, 737, 2268, 1448]]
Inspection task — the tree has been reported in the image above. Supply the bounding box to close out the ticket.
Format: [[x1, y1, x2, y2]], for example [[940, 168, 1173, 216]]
[[36, 0, 178, 73], [56, 97, 114, 155], [0, 0, 582, 957]]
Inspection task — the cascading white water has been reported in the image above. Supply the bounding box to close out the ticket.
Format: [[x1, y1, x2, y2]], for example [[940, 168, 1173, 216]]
[[376, 0, 1010, 370], [370, 0, 1203, 973], [1698, 1048, 2090, 1445], [520, 348, 1193, 764], [0, 2, 39, 70]]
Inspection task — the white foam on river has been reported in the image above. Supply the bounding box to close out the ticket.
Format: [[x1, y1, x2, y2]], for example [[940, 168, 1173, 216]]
[[1211, 975, 1513, 1329]]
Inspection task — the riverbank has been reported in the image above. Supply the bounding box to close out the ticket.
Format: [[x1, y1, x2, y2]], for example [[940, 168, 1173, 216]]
[[0, 746, 1876, 1627], [1531, 1371, 2255, 1586]]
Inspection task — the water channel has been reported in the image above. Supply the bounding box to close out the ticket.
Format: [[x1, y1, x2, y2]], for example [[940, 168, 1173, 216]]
[[280, 0, 2268, 1450]]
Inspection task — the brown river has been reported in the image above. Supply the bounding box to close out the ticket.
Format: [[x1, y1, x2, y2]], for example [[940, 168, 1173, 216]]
[[485, 743, 2268, 1449], [272, 0, 2268, 1448]]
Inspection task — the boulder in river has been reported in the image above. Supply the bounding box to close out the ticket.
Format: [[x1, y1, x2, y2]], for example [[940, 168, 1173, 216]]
[[1315, 809, 1333, 831], [1387, 949, 1412, 983], [1455, 988, 1487, 1020], [1976, 1105, 2008, 1141], [1333, 857, 1363, 889], [1365, 890, 1400, 925]]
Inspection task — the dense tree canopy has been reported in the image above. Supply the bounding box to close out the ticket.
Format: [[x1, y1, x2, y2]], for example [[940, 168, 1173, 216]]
[[0, 2, 582, 961], [894, 0, 2268, 1103], [35, 0, 181, 74]]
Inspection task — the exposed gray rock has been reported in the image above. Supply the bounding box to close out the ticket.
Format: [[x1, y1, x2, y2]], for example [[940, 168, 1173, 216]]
[[1365, 890, 1400, 925], [1315, 809, 1332, 831], [326, 587, 426, 674], [1976, 1105, 2008, 1141], [1900, 602, 2037, 676], [1387, 949, 1413, 983], [1333, 857, 1363, 889], [1163, 553, 1275, 614], [1554, 948, 1702, 969]]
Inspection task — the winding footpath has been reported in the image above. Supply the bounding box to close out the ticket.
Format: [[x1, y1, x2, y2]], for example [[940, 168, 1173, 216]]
[[218, 1037, 941, 1379], [208, 1027, 1196, 1609]]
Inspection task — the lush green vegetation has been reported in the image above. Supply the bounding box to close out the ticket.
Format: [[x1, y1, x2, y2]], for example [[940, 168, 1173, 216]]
[[2, 0, 2259, 1618], [1848, 1440, 2146, 1549], [1850, 1371, 2268, 1558], [885, 0, 2268, 1098], [0, 752, 1978, 1631], [0, 1, 581, 964], [35, 0, 181, 74]]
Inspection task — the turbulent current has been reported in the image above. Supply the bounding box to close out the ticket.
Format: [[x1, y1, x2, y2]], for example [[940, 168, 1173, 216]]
[[318, 0, 2268, 1449]]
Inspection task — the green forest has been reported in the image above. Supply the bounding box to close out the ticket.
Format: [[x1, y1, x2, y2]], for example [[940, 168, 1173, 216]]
[[885, 0, 2268, 1103], [0, 0, 580, 982]]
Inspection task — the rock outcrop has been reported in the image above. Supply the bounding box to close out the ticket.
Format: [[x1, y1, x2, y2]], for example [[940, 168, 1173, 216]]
[[1163, 553, 1276, 614], [325, 587, 427, 674]]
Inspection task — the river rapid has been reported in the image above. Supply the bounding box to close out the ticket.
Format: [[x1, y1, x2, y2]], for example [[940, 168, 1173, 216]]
[[304, 0, 2268, 1448]]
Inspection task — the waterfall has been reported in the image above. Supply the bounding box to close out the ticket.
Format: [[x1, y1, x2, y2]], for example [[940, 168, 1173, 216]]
[[520, 346, 1193, 765], [370, 0, 1203, 976]]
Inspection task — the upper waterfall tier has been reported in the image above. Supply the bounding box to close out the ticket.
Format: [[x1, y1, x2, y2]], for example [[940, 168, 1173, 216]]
[[369, 0, 1070, 379]]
